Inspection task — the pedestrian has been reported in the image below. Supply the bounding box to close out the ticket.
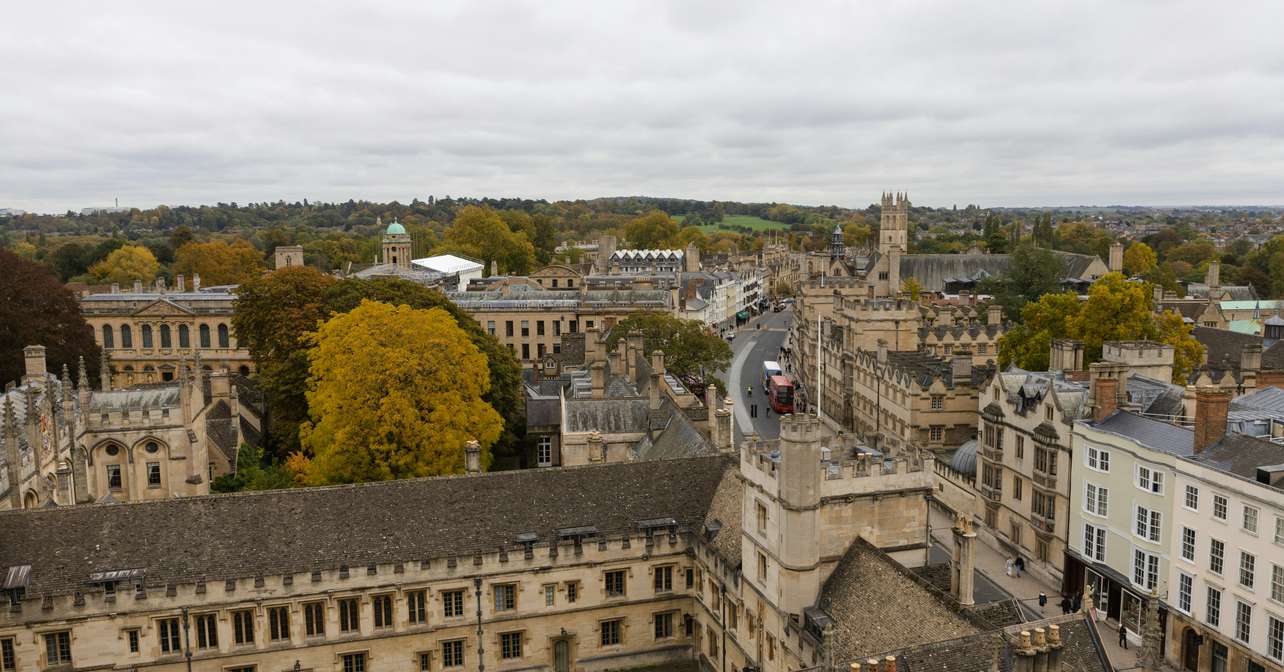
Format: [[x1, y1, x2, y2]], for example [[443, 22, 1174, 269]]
[[1118, 623, 1128, 650], [1059, 594, 1072, 615], [1072, 593, 1082, 613], [1014, 556, 1025, 578], [1004, 557, 1014, 578]]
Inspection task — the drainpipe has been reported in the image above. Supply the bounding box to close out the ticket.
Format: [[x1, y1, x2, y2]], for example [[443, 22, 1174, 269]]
[[182, 607, 192, 672], [475, 577, 485, 672], [720, 581, 727, 672]]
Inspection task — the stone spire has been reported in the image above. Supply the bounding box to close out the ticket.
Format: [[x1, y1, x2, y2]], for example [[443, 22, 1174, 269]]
[[61, 364, 73, 403], [98, 350, 111, 392]]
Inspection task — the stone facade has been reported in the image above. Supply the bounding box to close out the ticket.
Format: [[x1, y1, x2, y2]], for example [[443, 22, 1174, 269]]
[[80, 279, 252, 387]]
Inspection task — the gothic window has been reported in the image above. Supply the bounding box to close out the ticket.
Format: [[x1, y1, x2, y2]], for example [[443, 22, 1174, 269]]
[[217, 324, 230, 348], [178, 324, 190, 348], [101, 325, 114, 349], [120, 325, 133, 348], [160, 324, 172, 348], [199, 324, 211, 348], [142, 325, 153, 348], [106, 464, 122, 490]]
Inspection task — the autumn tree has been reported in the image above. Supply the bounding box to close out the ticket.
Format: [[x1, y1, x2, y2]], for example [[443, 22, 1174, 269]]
[[295, 300, 503, 484], [1123, 242, 1158, 276], [0, 249, 100, 386], [623, 210, 679, 249], [231, 267, 338, 455], [997, 273, 1203, 382], [436, 205, 535, 275], [172, 239, 265, 285], [605, 312, 732, 391], [978, 242, 1066, 321], [89, 244, 159, 285]]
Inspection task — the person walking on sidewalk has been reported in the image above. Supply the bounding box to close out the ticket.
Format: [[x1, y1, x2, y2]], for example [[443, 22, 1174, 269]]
[[1059, 594, 1072, 615], [1005, 557, 1014, 577], [1118, 624, 1129, 650], [1014, 556, 1025, 578]]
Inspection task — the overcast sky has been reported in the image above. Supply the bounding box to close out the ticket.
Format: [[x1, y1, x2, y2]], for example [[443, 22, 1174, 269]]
[[3, 1, 1282, 213]]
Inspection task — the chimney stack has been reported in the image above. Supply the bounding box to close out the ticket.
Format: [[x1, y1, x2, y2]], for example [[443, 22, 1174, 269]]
[[193, 273, 201, 291], [132, 279, 143, 293], [987, 303, 1003, 326], [1206, 260, 1221, 289], [176, 274, 186, 292], [464, 440, 482, 474], [22, 345, 47, 384], [1194, 387, 1230, 454], [587, 431, 606, 462], [1108, 242, 1124, 273], [590, 361, 606, 399], [1092, 376, 1119, 423], [110, 283, 120, 293], [1241, 343, 1262, 373], [706, 384, 719, 443], [952, 353, 973, 386], [877, 338, 888, 364]]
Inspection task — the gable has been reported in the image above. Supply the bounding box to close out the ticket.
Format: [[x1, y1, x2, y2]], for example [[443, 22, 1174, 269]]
[[131, 298, 195, 318]]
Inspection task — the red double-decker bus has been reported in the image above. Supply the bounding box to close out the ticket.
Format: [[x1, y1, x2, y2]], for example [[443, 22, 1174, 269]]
[[767, 375, 795, 414]]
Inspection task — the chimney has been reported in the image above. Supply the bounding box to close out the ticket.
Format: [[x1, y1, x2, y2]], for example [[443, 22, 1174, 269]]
[[1047, 624, 1064, 672], [1241, 344, 1262, 373], [464, 440, 482, 474], [587, 431, 606, 462], [590, 361, 606, 399], [952, 353, 973, 386], [951, 514, 977, 606], [1194, 387, 1230, 454], [110, 283, 120, 293], [882, 656, 896, 672], [650, 348, 665, 377], [1092, 376, 1119, 423], [156, 276, 166, 292], [490, 259, 498, 277], [133, 279, 143, 293], [22, 345, 47, 384], [1206, 260, 1221, 289], [877, 338, 888, 364], [1152, 284, 1163, 305], [987, 303, 1002, 326], [706, 384, 719, 442], [176, 274, 186, 292], [193, 273, 201, 291], [1108, 242, 1124, 273]]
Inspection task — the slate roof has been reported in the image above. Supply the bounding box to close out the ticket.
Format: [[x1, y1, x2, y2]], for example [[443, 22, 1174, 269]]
[[1124, 375, 1185, 417], [0, 455, 736, 596], [1232, 386, 1284, 413], [204, 399, 239, 464], [1188, 283, 1258, 300], [882, 350, 996, 389], [563, 398, 649, 433], [817, 538, 983, 662], [1091, 411, 1194, 456], [1187, 433, 1284, 482], [895, 251, 1099, 293], [872, 615, 1110, 672], [635, 399, 715, 461], [1193, 326, 1262, 372], [700, 469, 743, 567]]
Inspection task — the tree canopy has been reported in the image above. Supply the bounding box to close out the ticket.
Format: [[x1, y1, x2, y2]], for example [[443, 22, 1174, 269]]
[[1123, 241, 1158, 276], [604, 312, 732, 392], [435, 205, 536, 275], [0, 249, 100, 386], [977, 242, 1066, 322], [295, 300, 503, 484], [997, 273, 1203, 382], [89, 244, 159, 284], [623, 210, 679, 249], [172, 239, 264, 285]]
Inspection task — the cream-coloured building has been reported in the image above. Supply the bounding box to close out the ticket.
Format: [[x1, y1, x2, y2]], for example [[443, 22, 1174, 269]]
[[1, 345, 256, 510], [80, 277, 253, 387]]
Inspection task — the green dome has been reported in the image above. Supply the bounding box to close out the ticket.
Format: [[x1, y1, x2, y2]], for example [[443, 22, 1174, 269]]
[[385, 220, 407, 235]]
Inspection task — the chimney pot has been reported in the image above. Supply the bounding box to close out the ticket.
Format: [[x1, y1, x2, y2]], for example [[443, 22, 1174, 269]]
[[1092, 376, 1119, 423], [882, 656, 896, 672], [1194, 386, 1230, 454]]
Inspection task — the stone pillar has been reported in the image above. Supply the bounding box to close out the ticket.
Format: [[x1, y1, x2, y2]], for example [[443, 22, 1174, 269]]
[[22, 345, 47, 384], [464, 440, 482, 474], [1015, 631, 1035, 672], [1046, 624, 1063, 672], [951, 513, 977, 606], [705, 384, 719, 442], [718, 398, 734, 453], [72, 445, 91, 504], [1032, 628, 1048, 672]]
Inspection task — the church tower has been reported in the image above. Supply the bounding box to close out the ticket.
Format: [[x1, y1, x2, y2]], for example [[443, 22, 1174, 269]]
[[878, 191, 910, 255], [380, 217, 412, 269], [829, 224, 845, 261]]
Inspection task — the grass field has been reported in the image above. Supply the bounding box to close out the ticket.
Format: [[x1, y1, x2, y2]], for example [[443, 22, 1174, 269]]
[[674, 214, 789, 234]]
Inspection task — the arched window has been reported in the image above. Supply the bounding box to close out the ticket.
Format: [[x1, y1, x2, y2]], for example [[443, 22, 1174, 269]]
[[120, 325, 133, 348], [217, 324, 230, 348], [199, 324, 211, 348], [179, 324, 190, 348], [142, 325, 153, 348], [160, 324, 172, 348], [101, 324, 114, 349]]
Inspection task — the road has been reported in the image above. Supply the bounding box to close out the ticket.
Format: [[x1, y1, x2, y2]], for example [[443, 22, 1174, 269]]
[[722, 306, 794, 443]]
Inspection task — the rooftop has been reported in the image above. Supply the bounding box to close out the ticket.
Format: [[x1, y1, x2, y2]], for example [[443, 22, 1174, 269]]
[[0, 456, 735, 596], [1089, 411, 1195, 456], [410, 254, 483, 274]]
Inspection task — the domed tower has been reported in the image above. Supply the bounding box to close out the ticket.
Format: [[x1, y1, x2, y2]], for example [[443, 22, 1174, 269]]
[[381, 217, 412, 269]]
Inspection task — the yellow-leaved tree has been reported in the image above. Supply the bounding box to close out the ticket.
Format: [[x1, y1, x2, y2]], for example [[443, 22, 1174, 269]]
[[89, 244, 159, 285], [172, 239, 264, 285], [295, 300, 502, 484]]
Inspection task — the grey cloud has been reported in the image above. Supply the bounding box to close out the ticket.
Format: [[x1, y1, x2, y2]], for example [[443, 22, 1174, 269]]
[[2, 0, 1283, 212]]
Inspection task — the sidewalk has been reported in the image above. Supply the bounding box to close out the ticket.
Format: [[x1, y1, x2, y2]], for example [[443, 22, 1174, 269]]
[[927, 507, 1146, 670]]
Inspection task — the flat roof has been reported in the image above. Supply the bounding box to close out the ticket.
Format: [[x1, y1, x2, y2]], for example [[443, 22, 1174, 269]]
[[411, 254, 484, 274]]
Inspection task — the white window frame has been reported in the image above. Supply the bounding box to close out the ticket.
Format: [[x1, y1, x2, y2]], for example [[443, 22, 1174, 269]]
[[1272, 564, 1284, 604], [1235, 600, 1252, 644], [1210, 538, 1226, 576], [1177, 572, 1193, 614], [1242, 552, 1257, 589], [1213, 493, 1229, 521], [1134, 504, 1162, 544], [1135, 463, 1164, 494], [1086, 445, 1110, 473], [1268, 614, 1283, 663], [1244, 505, 1260, 535], [1207, 585, 1222, 627], [536, 436, 552, 468], [1275, 516, 1284, 546], [1083, 523, 1106, 562], [1084, 483, 1108, 518], [1180, 527, 1196, 563], [1132, 547, 1160, 590], [1183, 484, 1199, 511]]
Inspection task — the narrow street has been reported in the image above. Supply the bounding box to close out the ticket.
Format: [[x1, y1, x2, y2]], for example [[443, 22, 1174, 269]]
[[722, 306, 793, 443]]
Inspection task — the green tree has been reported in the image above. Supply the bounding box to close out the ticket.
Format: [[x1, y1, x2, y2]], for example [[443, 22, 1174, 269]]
[[903, 277, 923, 301], [296, 300, 503, 484], [1123, 242, 1158, 276], [0, 249, 101, 386], [436, 205, 536, 275], [50, 242, 91, 281], [605, 312, 732, 392], [1054, 222, 1113, 258], [978, 242, 1066, 321], [210, 442, 294, 492], [623, 210, 679, 249], [89, 244, 159, 285]]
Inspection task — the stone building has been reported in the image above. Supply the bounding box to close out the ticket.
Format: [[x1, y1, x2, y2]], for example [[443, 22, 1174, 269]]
[[846, 342, 994, 456], [273, 244, 304, 269], [80, 278, 253, 387], [445, 285, 673, 365], [0, 345, 260, 510]]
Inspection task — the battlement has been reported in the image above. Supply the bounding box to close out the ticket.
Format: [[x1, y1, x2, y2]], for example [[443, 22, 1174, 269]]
[[779, 413, 826, 444], [1102, 340, 1173, 366]]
